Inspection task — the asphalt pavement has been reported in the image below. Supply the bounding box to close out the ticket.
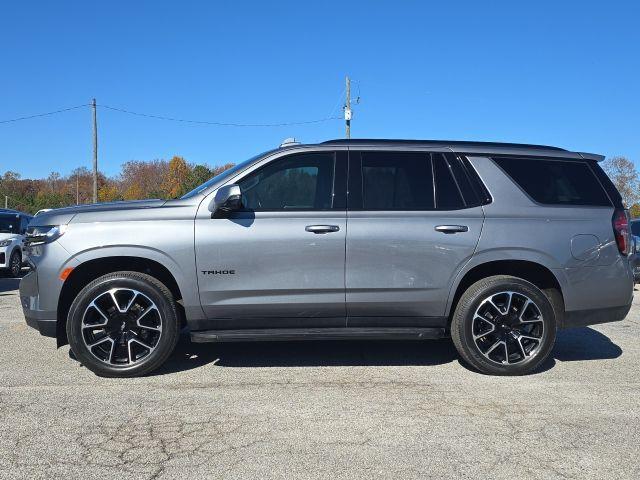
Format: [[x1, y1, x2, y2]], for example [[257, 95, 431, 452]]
[[0, 275, 638, 479]]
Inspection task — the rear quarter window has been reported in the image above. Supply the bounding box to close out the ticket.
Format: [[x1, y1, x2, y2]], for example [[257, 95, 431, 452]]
[[493, 157, 612, 207]]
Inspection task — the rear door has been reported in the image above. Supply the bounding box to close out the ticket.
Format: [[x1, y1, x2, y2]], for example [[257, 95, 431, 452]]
[[345, 150, 485, 326]]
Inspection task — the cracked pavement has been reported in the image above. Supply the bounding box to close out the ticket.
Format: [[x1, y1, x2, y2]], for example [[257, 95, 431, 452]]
[[0, 276, 639, 479]]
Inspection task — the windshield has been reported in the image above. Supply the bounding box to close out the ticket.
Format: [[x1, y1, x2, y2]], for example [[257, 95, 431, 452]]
[[0, 214, 20, 234], [180, 151, 274, 199]]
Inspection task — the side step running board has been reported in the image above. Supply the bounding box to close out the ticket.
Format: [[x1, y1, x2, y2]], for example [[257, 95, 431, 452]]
[[191, 327, 447, 343]]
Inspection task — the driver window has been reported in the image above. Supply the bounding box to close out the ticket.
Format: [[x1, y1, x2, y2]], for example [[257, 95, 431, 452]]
[[238, 152, 335, 211]]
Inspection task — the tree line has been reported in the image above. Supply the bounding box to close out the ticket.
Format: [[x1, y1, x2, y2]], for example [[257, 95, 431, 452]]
[[602, 156, 640, 217], [2, 155, 638, 216], [0, 157, 235, 214]]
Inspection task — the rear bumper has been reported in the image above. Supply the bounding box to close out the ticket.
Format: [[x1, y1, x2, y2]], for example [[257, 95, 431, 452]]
[[562, 302, 632, 329], [20, 270, 57, 338]]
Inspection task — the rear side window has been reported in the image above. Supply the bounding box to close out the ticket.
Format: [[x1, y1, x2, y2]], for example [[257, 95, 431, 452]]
[[493, 157, 612, 206], [360, 152, 434, 210], [349, 151, 480, 211], [433, 154, 465, 210]]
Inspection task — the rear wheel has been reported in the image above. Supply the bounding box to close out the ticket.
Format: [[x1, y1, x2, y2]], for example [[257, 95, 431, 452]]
[[66, 271, 179, 377], [451, 275, 557, 375]]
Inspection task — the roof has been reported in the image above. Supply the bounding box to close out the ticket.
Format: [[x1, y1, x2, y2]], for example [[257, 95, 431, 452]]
[[321, 138, 567, 151], [311, 138, 604, 161], [0, 208, 29, 216]]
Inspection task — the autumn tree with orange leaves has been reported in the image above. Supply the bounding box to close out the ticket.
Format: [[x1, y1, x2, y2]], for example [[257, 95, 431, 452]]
[[162, 156, 191, 198], [0, 157, 235, 214]]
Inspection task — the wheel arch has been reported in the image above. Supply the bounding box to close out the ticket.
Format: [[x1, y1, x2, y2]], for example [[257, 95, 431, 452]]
[[56, 256, 185, 347], [446, 259, 565, 326]]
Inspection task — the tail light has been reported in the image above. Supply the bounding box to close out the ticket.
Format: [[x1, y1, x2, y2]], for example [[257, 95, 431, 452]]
[[612, 209, 631, 256]]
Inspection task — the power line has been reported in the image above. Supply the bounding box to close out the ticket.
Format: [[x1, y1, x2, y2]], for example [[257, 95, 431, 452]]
[[98, 104, 342, 127], [0, 104, 89, 124], [0, 102, 343, 128]]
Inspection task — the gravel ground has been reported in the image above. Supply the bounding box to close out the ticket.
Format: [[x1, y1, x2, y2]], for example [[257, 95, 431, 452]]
[[0, 275, 638, 479]]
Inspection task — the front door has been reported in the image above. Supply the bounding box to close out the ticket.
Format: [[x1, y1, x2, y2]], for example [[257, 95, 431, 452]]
[[345, 150, 484, 326], [195, 150, 348, 330]]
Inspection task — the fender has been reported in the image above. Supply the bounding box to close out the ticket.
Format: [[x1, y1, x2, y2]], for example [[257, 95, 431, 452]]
[[444, 247, 568, 317], [62, 244, 204, 321]]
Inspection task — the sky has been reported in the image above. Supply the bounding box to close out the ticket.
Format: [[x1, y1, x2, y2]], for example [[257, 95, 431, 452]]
[[1, 0, 639, 179]]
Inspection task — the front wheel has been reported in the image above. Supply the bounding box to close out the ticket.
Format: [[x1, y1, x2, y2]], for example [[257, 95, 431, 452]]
[[66, 271, 179, 377], [9, 250, 22, 277], [451, 275, 557, 376]]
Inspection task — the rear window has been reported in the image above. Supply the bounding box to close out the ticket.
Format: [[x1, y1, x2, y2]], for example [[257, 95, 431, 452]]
[[493, 157, 612, 207]]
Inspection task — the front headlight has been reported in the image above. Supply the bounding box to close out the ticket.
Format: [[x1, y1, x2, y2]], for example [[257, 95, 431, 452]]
[[25, 225, 67, 245], [0, 240, 12, 247]]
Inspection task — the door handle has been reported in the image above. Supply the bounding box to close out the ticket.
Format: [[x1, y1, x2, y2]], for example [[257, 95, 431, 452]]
[[435, 225, 468, 234], [305, 225, 340, 234]]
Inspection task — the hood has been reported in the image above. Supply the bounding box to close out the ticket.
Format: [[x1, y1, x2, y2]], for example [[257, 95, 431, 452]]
[[0, 232, 20, 241], [29, 199, 167, 227]]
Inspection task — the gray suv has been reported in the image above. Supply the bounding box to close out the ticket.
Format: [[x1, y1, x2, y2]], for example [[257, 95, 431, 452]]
[[20, 139, 634, 377]]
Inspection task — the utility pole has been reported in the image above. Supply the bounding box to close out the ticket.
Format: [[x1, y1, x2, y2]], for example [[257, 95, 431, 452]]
[[76, 172, 79, 205], [4, 195, 7, 209], [91, 98, 98, 203], [344, 76, 351, 139]]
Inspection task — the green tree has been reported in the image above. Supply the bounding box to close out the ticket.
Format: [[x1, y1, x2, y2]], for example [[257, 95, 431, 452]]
[[183, 164, 213, 193]]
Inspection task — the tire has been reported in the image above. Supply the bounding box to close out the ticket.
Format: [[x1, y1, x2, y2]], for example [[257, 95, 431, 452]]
[[8, 250, 21, 278], [451, 275, 557, 376], [66, 271, 179, 377]]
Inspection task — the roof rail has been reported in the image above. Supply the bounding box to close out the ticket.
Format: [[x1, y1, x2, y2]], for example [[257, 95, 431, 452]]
[[320, 138, 567, 151]]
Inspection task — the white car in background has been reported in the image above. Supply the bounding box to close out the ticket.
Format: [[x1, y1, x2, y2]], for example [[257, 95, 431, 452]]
[[0, 209, 33, 277]]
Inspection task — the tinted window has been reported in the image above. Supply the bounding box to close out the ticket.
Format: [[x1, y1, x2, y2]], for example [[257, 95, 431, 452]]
[[459, 155, 492, 205], [631, 221, 640, 237], [0, 214, 20, 234], [446, 154, 481, 206], [434, 154, 465, 210], [494, 158, 611, 206], [591, 161, 623, 208], [238, 152, 335, 210], [360, 152, 434, 210]]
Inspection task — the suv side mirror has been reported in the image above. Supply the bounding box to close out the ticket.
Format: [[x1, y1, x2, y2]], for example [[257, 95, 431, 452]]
[[209, 184, 242, 214]]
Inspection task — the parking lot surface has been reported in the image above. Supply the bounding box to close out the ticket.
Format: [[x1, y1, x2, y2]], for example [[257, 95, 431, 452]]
[[0, 276, 639, 479]]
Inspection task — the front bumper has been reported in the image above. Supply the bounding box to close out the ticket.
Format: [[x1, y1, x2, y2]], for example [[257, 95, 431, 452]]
[[0, 246, 7, 269], [20, 270, 57, 338]]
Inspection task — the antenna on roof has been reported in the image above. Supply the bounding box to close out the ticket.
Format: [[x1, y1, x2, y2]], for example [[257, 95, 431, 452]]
[[280, 137, 300, 148]]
